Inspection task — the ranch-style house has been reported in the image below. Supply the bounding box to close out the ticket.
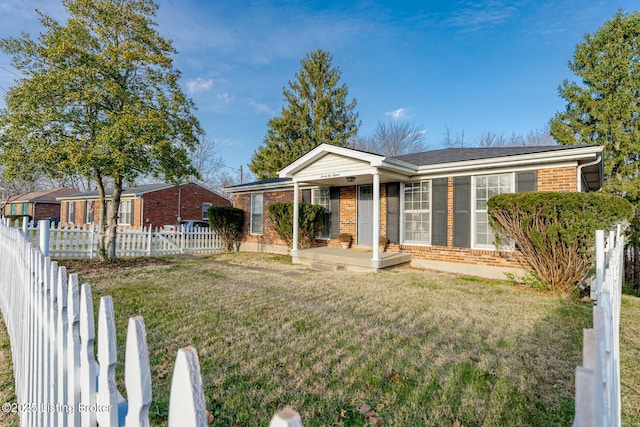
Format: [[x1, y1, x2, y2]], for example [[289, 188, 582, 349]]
[[58, 182, 231, 229], [224, 143, 604, 278]]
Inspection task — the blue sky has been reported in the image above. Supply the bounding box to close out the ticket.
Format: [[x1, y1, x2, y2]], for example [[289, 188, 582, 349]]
[[0, 0, 637, 178]]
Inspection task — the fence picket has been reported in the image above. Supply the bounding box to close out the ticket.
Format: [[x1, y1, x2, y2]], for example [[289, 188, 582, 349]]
[[124, 317, 152, 427], [97, 296, 120, 426], [56, 266, 69, 427], [168, 347, 208, 427], [67, 274, 81, 427], [79, 284, 97, 427]]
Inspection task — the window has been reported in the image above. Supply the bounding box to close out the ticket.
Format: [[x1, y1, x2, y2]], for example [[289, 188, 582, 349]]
[[21, 202, 29, 215], [473, 174, 513, 249], [202, 202, 212, 220], [118, 200, 133, 225], [313, 188, 331, 239], [250, 193, 263, 235], [403, 181, 431, 245], [67, 202, 76, 224], [85, 201, 95, 224]]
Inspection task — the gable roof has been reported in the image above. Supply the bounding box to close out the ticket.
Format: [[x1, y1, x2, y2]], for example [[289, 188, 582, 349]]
[[58, 182, 230, 201], [391, 145, 592, 166], [224, 143, 604, 193], [10, 188, 79, 203]]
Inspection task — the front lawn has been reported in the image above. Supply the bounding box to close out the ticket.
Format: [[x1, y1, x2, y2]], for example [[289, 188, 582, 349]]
[[70, 253, 598, 426]]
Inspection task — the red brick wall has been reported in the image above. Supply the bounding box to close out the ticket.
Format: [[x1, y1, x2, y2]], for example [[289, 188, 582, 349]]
[[33, 203, 63, 221], [537, 166, 577, 192], [141, 184, 231, 228], [234, 190, 295, 246], [60, 184, 230, 228], [232, 166, 580, 270]]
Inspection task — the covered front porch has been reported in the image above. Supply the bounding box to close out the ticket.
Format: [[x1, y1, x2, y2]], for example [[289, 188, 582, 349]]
[[281, 144, 416, 268], [292, 246, 411, 272]]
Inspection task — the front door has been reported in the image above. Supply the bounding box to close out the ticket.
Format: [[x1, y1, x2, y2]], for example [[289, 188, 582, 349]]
[[357, 185, 373, 245]]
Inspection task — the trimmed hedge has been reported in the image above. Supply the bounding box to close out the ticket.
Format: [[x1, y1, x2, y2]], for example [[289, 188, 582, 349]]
[[207, 206, 244, 251], [267, 202, 325, 249], [488, 192, 634, 296]]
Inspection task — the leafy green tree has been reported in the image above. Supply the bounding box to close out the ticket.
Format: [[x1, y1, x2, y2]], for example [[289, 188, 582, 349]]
[[550, 10, 640, 199], [0, 0, 202, 260], [249, 50, 360, 179]]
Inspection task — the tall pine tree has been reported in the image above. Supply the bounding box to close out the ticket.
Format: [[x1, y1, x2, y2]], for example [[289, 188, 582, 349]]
[[550, 10, 640, 199], [249, 50, 360, 179]]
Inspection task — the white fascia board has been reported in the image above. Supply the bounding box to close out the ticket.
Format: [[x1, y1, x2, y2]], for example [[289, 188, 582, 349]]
[[279, 144, 385, 178], [291, 167, 380, 183], [414, 147, 601, 175]]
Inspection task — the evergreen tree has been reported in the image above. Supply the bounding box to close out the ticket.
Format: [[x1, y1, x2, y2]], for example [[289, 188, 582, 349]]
[[249, 50, 360, 179], [550, 10, 640, 199], [0, 0, 202, 260]]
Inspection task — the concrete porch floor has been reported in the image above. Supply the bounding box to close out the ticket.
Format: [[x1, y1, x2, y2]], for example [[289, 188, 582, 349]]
[[292, 246, 411, 272]]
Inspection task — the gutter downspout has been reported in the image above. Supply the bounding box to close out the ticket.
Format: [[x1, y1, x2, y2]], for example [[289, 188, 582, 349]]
[[576, 154, 602, 192]]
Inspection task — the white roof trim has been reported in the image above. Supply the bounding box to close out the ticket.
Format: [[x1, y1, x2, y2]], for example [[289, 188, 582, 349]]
[[414, 146, 602, 175], [279, 144, 393, 178]]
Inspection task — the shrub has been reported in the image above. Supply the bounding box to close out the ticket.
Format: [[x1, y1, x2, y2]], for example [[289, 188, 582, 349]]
[[267, 202, 325, 249], [207, 206, 244, 251], [488, 192, 634, 296]]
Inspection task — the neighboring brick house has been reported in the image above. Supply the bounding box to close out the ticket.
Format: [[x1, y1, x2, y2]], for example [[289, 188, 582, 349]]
[[224, 143, 604, 278], [2, 188, 79, 222], [57, 183, 231, 228]]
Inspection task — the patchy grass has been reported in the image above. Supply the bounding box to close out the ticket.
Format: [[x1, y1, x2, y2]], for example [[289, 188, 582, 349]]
[[621, 294, 640, 426], [0, 312, 18, 427], [2, 253, 637, 426], [68, 253, 596, 427]]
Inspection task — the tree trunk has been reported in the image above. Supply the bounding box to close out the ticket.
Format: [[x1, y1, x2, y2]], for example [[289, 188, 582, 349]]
[[95, 172, 109, 261], [105, 178, 124, 261]]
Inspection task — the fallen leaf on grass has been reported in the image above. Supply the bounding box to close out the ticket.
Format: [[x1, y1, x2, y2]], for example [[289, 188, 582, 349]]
[[358, 403, 384, 425]]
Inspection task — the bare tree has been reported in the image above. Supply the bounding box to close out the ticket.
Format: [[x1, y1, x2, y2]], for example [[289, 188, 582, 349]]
[[476, 125, 556, 147], [189, 135, 224, 187], [353, 120, 428, 156], [442, 124, 468, 148]]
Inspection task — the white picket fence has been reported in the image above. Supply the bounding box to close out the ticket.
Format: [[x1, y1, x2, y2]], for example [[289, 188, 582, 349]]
[[19, 220, 224, 259], [0, 221, 303, 427], [574, 227, 624, 427]]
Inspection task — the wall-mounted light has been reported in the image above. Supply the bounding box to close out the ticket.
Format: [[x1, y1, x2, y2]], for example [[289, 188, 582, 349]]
[[346, 176, 356, 183]]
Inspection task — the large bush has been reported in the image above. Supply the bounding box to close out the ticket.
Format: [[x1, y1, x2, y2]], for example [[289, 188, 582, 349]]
[[207, 206, 244, 251], [267, 202, 325, 249], [488, 192, 634, 296]]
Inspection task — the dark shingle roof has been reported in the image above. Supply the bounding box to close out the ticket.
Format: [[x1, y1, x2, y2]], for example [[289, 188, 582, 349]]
[[224, 177, 291, 190], [391, 145, 595, 166]]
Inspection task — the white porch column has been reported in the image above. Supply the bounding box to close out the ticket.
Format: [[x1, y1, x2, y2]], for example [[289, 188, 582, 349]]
[[371, 171, 381, 264], [292, 181, 299, 255]]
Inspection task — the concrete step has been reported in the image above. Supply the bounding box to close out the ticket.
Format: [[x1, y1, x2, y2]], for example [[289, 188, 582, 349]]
[[310, 261, 344, 272]]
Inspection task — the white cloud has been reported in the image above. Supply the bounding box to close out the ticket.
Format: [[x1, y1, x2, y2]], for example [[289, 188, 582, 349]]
[[217, 92, 232, 103], [186, 77, 213, 94], [248, 100, 275, 115], [385, 108, 409, 120]]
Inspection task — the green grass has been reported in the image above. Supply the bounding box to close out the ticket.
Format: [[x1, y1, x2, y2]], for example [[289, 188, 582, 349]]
[[2, 253, 639, 426], [73, 254, 592, 426]]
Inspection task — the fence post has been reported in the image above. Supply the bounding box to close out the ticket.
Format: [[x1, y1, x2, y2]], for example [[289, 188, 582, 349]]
[[593, 230, 605, 300], [39, 219, 51, 258], [21, 216, 28, 237], [147, 226, 153, 257]]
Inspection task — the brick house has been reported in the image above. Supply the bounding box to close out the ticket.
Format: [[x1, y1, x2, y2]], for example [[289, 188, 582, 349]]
[[57, 183, 231, 228], [2, 188, 79, 222], [224, 144, 604, 278]]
